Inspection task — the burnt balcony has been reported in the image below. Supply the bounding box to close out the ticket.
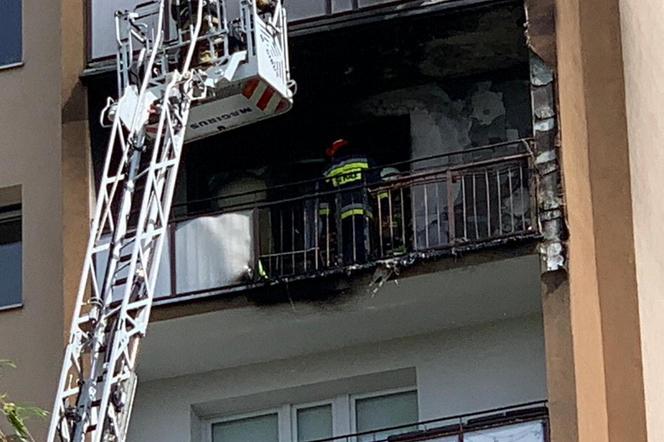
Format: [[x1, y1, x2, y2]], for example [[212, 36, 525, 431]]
[[144, 139, 539, 303]]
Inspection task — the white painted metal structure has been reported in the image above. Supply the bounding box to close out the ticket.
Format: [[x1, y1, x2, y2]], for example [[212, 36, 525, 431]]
[[48, 1, 293, 440]]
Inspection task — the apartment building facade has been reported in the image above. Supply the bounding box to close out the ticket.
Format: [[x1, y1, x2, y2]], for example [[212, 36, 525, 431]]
[[0, 0, 662, 441], [0, 0, 64, 440]]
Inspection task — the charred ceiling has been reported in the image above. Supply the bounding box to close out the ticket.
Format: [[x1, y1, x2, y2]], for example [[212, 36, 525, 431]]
[[291, 2, 529, 102]]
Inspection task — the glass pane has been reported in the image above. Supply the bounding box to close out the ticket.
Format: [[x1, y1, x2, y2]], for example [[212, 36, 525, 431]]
[[90, 0, 142, 59], [331, 0, 354, 13], [465, 421, 545, 442], [0, 216, 22, 307], [297, 405, 333, 442], [212, 413, 279, 442], [0, 242, 22, 307], [0, 0, 22, 66], [286, 0, 327, 20], [356, 391, 418, 441], [0, 216, 20, 245]]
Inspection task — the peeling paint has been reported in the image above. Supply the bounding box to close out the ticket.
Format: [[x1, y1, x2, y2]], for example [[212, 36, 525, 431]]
[[530, 53, 554, 86], [358, 79, 531, 164], [529, 52, 567, 273], [541, 241, 565, 272], [471, 83, 506, 126], [535, 150, 556, 164], [534, 118, 555, 132]]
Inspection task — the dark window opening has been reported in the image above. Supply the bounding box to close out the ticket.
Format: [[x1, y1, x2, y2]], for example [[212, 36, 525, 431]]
[[181, 115, 411, 216], [178, 3, 530, 216]]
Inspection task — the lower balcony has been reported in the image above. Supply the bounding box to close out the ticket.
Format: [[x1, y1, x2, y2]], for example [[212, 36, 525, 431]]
[[98, 140, 539, 303], [132, 313, 548, 441]]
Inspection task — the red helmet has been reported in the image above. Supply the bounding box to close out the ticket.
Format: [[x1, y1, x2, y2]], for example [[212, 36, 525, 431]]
[[326, 138, 349, 158]]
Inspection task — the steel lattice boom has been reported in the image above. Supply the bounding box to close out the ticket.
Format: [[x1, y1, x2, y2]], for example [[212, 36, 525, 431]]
[[49, 1, 292, 439]]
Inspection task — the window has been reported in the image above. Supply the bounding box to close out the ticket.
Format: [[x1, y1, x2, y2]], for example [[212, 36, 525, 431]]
[[0, 204, 22, 309], [212, 412, 279, 442], [0, 0, 22, 67], [295, 404, 333, 442], [353, 390, 419, 442], [206, 389, 418, 442]]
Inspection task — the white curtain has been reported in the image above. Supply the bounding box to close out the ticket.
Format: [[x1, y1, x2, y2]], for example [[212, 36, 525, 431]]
[[174, 211, 254, 293]]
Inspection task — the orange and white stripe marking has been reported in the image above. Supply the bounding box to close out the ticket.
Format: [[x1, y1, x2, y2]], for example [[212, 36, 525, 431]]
[[243, 78, 290, 114]]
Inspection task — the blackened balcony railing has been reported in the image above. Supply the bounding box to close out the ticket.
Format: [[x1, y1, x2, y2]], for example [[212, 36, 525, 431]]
[[108, 139, 539, 302], [308, 401, 549, 442], [256, 150, 534, 281]]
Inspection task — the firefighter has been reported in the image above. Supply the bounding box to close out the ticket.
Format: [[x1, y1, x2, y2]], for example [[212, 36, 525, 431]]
[[171, 0, 220, 67], [171, 0, 275, 68], [256, 0, 277, 13], [322, 139, 376, 265]]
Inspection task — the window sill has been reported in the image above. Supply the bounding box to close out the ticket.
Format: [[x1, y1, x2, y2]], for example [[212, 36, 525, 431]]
[[0, 302, 23, 313], [0, 61, 24, 72]]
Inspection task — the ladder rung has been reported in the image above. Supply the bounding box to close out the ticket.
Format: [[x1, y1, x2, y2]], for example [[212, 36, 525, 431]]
[[92, 243, 112, 254]]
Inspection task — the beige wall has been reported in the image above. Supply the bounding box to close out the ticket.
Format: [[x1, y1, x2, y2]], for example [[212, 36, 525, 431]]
[[61, 0, 91, 335], [0, 0, 64, 438], [619, 1, 664, 440], [554, 0, 648, 440]]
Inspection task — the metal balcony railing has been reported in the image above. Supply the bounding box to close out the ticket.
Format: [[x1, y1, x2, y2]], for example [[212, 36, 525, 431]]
[[308, 401, 549, 442], [140, 140, 538, 301], [256, 154, 534, 280]]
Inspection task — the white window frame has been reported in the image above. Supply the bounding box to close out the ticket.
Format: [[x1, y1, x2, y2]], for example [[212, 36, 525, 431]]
[[206, 408, 281, 442], [291, 399, 335, 442], [349, 387, 419, 435]]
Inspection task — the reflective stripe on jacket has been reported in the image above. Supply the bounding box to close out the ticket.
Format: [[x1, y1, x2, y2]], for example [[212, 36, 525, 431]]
[[340, 203, 373, 220], [324, 157, 370, 188]]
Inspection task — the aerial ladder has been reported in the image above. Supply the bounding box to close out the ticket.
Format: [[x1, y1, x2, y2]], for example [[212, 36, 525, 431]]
[[48, 1, 294, 440]]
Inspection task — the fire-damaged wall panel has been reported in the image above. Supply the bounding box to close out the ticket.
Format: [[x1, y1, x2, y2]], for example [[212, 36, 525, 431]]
[[358, 80, 531, 160], [358, 76, 533, 249], [524, 0, 565, 273], [529, 53, 565, 272]]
